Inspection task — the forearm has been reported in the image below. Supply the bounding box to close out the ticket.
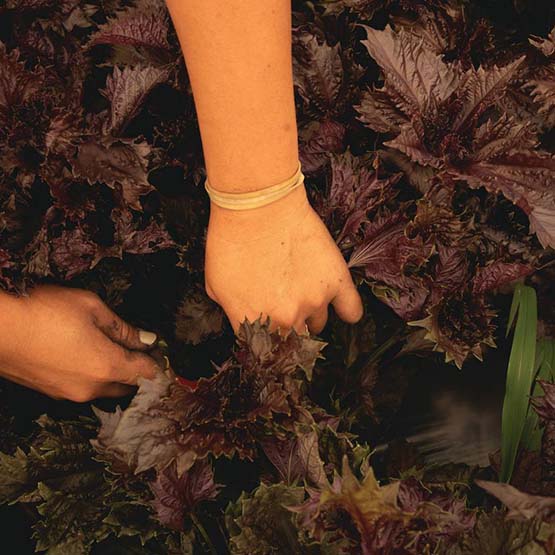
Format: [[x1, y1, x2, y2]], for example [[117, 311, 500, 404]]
[[165, 0, 299, 193]]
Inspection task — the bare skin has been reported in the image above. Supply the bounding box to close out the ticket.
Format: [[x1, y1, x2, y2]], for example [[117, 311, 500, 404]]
[[166, 0, 364, 334], [0, 1, 363, 402], [0, 285, 159, 402]]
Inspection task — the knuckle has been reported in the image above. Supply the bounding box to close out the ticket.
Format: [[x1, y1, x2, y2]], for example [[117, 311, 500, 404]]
[[275, 308, 299, 328], [97, 362, 116, 381], [205, 283, 217, 302], [79, 290, 102, 310], [309, 296, 328, 312], [67, 387, 96, 403], [117, 320, 133, 344]]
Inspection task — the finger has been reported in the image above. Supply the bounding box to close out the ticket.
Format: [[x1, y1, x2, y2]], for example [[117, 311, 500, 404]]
[[306, 304, 329, 335], [274, 312, 310, 337], [89, 325, 161, 386], [96, 382, 137, 399], [228, 310, 300, 338], [111, 347, 161, 386], [92, 302, 157, 351], [330, 275, 364, 324]]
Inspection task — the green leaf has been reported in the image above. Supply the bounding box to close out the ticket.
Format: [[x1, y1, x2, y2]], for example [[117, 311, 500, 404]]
[[225, 483, 306, 555], [0, 447, 30, 504], [451, 510, 544, 555], [500, 283, 538, 482], [521, 338, 555, 451], [506, 282, 523, 338], [33, 481, 111, 553]]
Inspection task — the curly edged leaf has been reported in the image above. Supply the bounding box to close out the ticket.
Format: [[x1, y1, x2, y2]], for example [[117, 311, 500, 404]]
[[0, 415, 102, 506], [149, 458, 224, 531], [286, 454, 402, 549], [363, 25, 552, 250], [260, 423, 328, 488], [354, 86, 408, 134], [0, 42, 43, 120], [97, 207, 176, 260], [529, 25, 555, 57], [528, 76, 555, 123], [0, 413, 166, 553], [298, 118, 347, 175], [452, 150, 555, 250], [450, 509, 545, 555], [225, 482, 306, 555], [101, 65, 172, 135], [451, 56, 526, 133], [88, 0, 171, 52], [293, 31, 345, 115], [357, 23, 460, 120], [314, 150, 402, 248], [318, 0, 384, 18], [33, 481, 111, 554], [92, 318, 328, 478], [287, 453, 476, 554], [91, 369, 185, 475], [408, 290, 497, 369], [472, 260, 535, 295], [531, 379, 555, 423], [175, 285, 224, 345], [234, 315, 327, 382], [348, 209, 435, 320], [477, 480, 555, 523], [395, 477, 477, 552], [71, 136, 154, 210]]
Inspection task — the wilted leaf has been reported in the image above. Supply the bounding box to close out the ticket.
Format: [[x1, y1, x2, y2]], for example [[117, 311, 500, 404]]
[[477, 480, 555, 523]]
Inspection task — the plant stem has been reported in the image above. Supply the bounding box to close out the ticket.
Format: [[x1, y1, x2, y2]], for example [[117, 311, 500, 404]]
[[190, 511, 218, 555]]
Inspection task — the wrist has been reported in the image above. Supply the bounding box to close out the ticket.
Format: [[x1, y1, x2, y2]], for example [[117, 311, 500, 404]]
[[207, 182, 311, 243]]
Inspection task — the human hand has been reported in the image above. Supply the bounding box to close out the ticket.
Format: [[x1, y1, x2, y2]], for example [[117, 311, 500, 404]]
[[204, 185, 364, 335], [0, 285, 160, 402]]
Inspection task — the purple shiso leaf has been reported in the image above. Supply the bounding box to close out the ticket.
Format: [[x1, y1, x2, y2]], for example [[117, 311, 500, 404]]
[[101, 65, 172, 135], [88, 1, 171, 51]]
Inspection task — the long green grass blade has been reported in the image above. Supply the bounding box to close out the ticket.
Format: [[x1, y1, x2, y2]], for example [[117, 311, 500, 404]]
[[505, 282, 522, 338], [521, 339, 545, 451], [500, 284, 537, 482], [521, 338, 555, 451]]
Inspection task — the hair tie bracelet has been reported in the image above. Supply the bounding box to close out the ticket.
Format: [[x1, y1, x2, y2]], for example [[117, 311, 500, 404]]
[[204, 160, 305, 210]]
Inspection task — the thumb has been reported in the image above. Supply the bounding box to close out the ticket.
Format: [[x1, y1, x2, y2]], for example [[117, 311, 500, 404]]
[[331, 274, 364, 324], [92, 302, 158, 351]]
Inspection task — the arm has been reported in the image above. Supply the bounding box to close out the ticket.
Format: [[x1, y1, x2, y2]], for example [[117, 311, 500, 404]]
[[164, 0, 298, 192], [166, 0, 363, 335]]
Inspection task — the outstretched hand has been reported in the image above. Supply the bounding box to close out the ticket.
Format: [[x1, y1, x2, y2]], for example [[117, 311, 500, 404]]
[[0, 285, 160, 402], [204, 185, 364, 335]]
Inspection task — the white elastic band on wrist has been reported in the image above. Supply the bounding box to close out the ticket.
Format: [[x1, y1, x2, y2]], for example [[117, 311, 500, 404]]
[[204, 160, 305, 210]]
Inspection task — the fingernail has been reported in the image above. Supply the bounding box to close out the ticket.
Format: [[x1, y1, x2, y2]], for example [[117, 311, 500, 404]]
[[139, 330, 157, 345]]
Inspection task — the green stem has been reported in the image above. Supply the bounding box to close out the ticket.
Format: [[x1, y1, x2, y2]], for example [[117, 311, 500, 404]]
[[339, 328, 407, 403], [190, 511, 217, 555]]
